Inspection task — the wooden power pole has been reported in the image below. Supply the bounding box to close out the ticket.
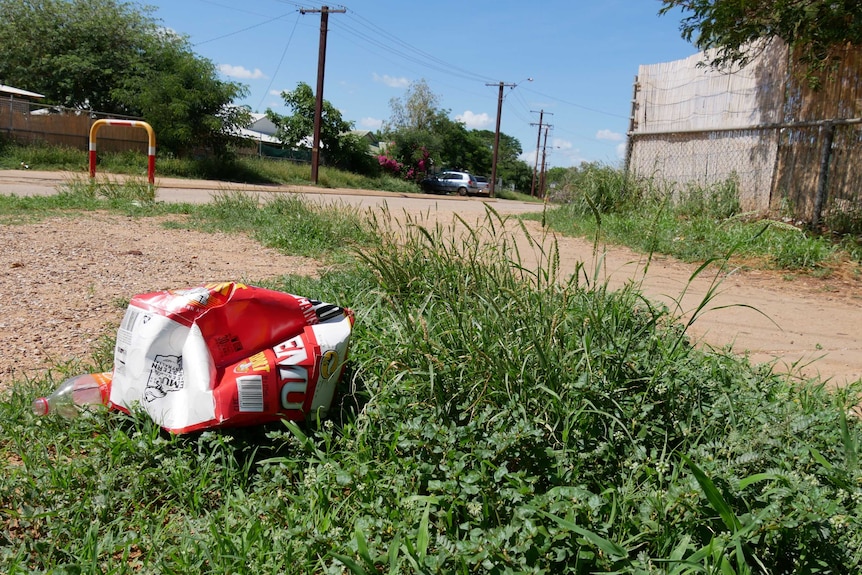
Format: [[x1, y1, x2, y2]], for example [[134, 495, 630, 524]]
[[539, 124, 551, 201], [487, 81, 511, 198], [530, 110, 552, 197], [300, 5, 346, 184], [486, 78, 531, 197]]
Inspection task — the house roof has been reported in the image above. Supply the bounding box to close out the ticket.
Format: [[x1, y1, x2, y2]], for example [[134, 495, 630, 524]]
[[237, 127, 281, 144], [249, 113, 278, 136], [0, 84, 45, 99]]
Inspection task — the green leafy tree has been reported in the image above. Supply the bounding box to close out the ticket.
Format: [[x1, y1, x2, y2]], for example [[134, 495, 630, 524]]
[[266, 82, 356, 165], [382, 79, 440, 133], [330, 132, 379, 175], [386, 128, 438, 178], [0, 0, 150, 111], [660, 0, 862, 72], [432, 115, 491, 174], [382, 78, 532, 187], [113, 32, 250, 156], [0, 0, 250, 156], [380, 79, 443, 178], [472, 129, 533, 191]]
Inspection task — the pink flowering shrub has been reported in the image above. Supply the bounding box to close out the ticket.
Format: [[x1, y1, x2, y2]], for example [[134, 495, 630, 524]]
[[377, 146, 432, 182], [377, 154, 403, 175]]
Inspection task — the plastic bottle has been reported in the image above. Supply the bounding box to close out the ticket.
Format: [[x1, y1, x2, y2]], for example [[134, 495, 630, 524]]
[[32, 372, 112, 418]]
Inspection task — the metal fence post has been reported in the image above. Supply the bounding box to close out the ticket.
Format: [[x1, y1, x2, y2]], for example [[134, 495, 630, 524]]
[[811, 121, 835, 228], [624, 76, 639, 175]]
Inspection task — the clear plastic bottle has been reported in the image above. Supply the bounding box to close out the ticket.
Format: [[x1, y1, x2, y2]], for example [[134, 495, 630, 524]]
[[32, 372, 112, 418]]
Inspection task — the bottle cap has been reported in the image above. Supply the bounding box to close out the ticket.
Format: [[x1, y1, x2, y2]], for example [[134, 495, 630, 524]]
[[32, 397, 50, 416]]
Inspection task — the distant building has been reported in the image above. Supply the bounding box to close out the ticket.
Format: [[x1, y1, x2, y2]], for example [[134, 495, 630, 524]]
[[239, 113, 280, 144], [1, 83, 45, 115], [1, 84, 45, 100], [237, 113, 383, 161]]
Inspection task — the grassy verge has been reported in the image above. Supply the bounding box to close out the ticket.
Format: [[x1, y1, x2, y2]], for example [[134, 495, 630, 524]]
[[531, 165, 862, 273], [1, 190, 861, 573], [0, 141, 426, 195]]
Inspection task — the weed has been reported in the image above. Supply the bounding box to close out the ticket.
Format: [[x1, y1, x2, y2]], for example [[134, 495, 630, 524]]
[[1, 174, 861, 573], [59, 175, 156, 207], [533, 167, 847, 272]]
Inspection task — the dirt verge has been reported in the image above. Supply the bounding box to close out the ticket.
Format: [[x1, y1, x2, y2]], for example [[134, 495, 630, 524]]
[[0, 212, 319, 385]]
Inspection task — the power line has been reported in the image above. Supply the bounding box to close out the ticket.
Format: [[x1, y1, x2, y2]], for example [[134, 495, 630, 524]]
[[521, 86, 628, 119], [256, 12, 303, 111], [180, 1, 631, 157], [299, 5, 346, 184], [194, 9, 297, 46], [342, 11, 496, 85], [193, 0, 274, 19]]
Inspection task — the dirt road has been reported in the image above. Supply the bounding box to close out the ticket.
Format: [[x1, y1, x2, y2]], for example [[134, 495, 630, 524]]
[[2, 169, 860, 387]]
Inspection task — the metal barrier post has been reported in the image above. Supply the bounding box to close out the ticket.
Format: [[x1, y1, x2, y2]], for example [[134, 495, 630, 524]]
[[88, 119, 156, 184]]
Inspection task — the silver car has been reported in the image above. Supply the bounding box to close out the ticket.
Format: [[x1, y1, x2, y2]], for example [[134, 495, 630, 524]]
[[474, 176, 490, 196], [420, 171, 480, 196]]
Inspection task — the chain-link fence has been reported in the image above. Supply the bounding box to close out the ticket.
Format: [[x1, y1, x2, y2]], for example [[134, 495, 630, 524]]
[[626, 41, 862, 225]]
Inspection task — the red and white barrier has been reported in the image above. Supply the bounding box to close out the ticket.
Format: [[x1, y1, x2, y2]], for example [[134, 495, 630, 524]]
[[88, 119, 156, 184]]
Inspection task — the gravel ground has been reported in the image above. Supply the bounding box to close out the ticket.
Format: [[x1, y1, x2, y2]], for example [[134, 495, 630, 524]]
[[0, 212, 319, 387]]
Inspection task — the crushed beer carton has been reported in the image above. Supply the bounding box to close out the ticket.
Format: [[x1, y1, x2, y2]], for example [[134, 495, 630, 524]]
[[107, 282, 354, 434]]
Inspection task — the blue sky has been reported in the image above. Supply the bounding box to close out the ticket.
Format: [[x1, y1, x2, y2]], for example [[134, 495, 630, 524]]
[[145, 0, 699, 168]]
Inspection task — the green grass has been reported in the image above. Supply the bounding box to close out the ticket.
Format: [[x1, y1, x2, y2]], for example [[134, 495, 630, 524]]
[[1, 175, 861, 572], [533, 167, 860, 271], [176, 189, 376, 260], [0, 139, 87, 171]]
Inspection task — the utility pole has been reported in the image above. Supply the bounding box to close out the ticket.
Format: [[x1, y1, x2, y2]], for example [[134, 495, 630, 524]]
[[487, 82, 511, 198], [300, 5, 346, 184], [539, 124, 551, 201], [486, 77, 531, 197], [530, 110, 552, 197]]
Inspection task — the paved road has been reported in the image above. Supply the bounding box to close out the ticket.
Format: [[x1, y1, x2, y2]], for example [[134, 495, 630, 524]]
[[0, 169, 541, 215], [2, 169, 861, 386]]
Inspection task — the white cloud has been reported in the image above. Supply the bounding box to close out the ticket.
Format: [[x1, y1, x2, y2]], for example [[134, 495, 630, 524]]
[[360, 117, 383, 130], [456, 110, 492, 130], [552, 138, 573, 151], [520, 138, 588, 168], [596, 129, 624, 142], [519, 150, 537, 166], [616, 142, 627, 158], [552, 139, 588, 168], [218, 64, 266, 80], [373, 73, 409, 88]]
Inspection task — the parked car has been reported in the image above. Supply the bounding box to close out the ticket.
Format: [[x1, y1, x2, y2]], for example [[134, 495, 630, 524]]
[[474, 175, 490, 196], [419, 171, 480, 196]]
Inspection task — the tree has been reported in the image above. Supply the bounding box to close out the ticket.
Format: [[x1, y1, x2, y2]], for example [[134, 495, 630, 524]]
[[382, 79, 440, 133], [659, 0, 862, 72], [381, 78, 533, 188], [266, 82, 365, 170], [431, 115, 491, 174], [0, 0, 151, 112], [113, 31, 250, 156], [0, 0, 250, 155], [330, 132, 379, 175], [385, 128, 438, 179]]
